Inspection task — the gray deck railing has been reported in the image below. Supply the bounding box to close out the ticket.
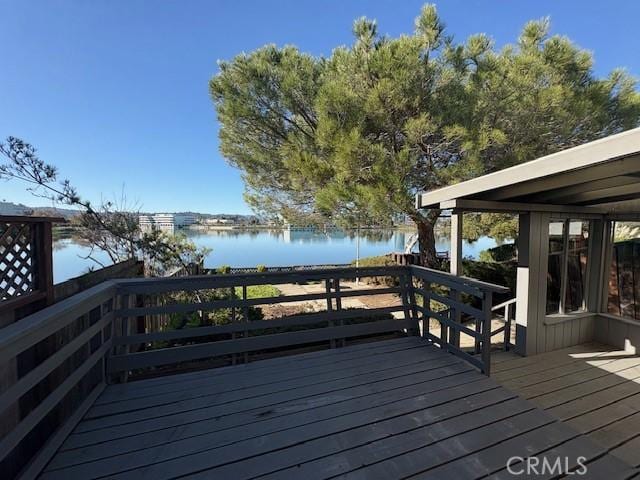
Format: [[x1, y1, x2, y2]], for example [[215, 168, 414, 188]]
[[108, 266, 417, 377], [0, 264, 507, 480], [0, 280, 117, 480], [410, 265, 509, 374]]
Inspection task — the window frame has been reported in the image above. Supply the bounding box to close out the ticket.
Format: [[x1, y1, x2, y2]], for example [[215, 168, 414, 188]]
[[546, 218, 592, 316]]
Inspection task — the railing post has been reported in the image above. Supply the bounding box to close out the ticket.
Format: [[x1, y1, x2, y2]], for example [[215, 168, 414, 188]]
[[400, 271, 418, 336], [334, 278, 345, 347], [504, 302, 512, 351], [449, 288, 460, 348], [115, 292, 130, 383], [325, 279, 335, 348], [407, 273, 420, 336], [231, 286, 237, 365], [482, 290, 493, 376], [242, 285, 249, 363]]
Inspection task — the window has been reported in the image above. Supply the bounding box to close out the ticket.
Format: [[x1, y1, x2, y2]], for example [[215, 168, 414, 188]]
[[608, 221, 640, 319], [546, 219, 590, 315]]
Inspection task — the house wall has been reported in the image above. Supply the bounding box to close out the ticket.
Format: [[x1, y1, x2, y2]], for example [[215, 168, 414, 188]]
[[594, 314, 640, 353], [516, 214, 607, 356]]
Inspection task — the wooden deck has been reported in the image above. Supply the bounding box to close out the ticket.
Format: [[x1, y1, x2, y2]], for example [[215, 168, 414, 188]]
[[493, 342, 640, 473], [41, 338, 635, 480]]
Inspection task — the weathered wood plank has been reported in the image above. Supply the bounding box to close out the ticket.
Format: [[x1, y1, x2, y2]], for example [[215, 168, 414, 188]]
[[535, 366, 640, 410], [115, 266, 408, 295], [565, 393, 640, 434], [50, 362, 477, 470], [610, 434, 640, 468], [118, 287, 403, 317], [491, 342, 610, 376], [0, 312, 112, 415], [323, 411, 559, 480], [0, 340, 111, 464], [61, 363, 475, 456], [113, 306, 403, 345], [588, 410, 640, 450], [518, 356, 640, 400], [43, 371, 485, 479], [98, 336, 424, 400], [567, 454, 639, 480], [486, 435, 607, 480], [498, 354, 619, 390], [187, 395, 531, 480], [107, 319, 412, 373], [81, 346, 453, 428]]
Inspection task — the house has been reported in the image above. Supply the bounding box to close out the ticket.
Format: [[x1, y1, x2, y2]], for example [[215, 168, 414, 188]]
[[3, 128, 640, 479], [417, 127, 640, 357]]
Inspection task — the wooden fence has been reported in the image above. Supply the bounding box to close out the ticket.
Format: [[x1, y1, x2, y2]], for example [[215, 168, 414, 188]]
[[0, 216, 63, 326], [0, 265, 507, 480]]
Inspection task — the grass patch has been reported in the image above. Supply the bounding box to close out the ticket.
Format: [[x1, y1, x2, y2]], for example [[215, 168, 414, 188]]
[[235, 284, 281, 299]]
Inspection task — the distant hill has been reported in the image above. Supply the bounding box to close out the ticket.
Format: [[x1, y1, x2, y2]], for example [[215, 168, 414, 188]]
[[0, 202, 258, 222], [0, 201, 80, 219], [0, 201, 33, 216]]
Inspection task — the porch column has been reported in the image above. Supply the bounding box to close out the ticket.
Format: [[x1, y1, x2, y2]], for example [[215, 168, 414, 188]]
[[450, 212, 463, 347], [515, 212, 547, 356], [450, 212, 463, 276]]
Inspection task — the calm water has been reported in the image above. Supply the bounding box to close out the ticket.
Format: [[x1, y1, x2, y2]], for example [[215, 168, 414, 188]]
[[52, 229, 498, 283]]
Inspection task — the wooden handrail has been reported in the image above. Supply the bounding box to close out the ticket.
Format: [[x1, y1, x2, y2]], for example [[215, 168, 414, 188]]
[[492, 297, 517, 312], [0, 280, 117, 480], [0, 263, 508, 479]]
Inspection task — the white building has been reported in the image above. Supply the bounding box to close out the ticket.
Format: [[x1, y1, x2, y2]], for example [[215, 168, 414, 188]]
[[139, 213, 196, 232]]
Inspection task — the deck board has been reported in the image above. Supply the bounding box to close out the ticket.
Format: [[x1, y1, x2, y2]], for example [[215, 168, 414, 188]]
[[41, 338, 635, 479], [493, 342, 640, 475]]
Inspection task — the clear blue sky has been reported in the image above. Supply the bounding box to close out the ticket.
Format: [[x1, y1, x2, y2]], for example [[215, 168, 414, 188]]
[[2, 0, 638, 214]]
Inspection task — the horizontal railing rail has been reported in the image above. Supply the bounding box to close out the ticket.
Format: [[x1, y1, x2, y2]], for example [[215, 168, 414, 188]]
[[410, 265, 510, 374], [0, 281, 118, 480], [108, 266, 416, 376], [491, 297, 517, 351], [0, 264, 509, 480]]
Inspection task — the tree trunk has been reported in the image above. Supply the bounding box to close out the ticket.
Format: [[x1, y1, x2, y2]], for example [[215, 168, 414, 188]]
[[412, 210, 441, 269]]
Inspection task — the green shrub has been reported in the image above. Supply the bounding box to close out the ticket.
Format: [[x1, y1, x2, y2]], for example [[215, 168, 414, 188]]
[[256, 264, 267, 272], [478, 244, 517, 263], [351, 255, 396, 267], [217, 265, 231, 274], [235, 284, 281, 299], [349, 255, 397, 286]]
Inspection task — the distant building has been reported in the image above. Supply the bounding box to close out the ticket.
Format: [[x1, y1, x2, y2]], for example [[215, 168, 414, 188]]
[[139, 213, 196, 232], [203, 218, 233, 225]]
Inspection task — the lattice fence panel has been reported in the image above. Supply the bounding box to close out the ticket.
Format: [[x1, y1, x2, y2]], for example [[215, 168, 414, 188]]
[[0, 221, 36, 301]]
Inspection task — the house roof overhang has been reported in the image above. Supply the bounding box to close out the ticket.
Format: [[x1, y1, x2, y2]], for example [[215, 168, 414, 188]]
[[417, 127, 640, 219]]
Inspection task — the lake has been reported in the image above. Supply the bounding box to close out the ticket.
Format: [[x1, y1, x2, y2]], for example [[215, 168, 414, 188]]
[[52, 229, 499, 283]]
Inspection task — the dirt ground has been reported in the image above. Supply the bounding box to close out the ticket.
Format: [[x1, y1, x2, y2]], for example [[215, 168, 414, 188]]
[[261, 281, 515, 350], [260, 280, 402, 319]]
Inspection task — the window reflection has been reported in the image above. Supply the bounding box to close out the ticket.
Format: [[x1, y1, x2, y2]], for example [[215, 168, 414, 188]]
[[546, 221, 565, 315], [608, 222, 640, 319], [565, 221, 589, 312], [546, 219, 589, 315]]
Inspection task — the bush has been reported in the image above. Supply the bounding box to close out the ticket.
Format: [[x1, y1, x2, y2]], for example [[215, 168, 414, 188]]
[[235, 284, 281, 299], [351, 255, 396, 267], [350, 255, 398, 286], [478, 244, 517, 263], [217, 265, 231, 274], [256, 264, 267, 272]]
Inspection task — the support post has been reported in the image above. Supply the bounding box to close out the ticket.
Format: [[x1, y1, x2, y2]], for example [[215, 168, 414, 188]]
[[514, 212, 547, 356], [449, 213, 463, 347], [325, 279, 335, 348], [450, 212, 463, 276], [482, 290, 493, 376]]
